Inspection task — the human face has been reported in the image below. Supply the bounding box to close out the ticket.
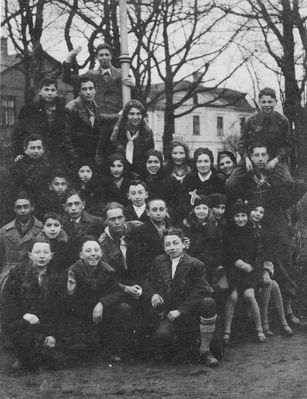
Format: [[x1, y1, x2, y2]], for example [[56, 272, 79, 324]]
[[259, 95, 276, 114], [14, 199, 33, 222], [250, 147, 269, 169], [64, 194, 85, 220], [110, 160, 124, 179], [194, 204, 209, 221], [250, 206, 264, 224], [49, 177, 68, 197], [79, 81, 96, 102], [212, 204, 226, 220], [80, 240, 102, 268], [24, 140, 44, 160], [164, 234, 185, 259], [106, 208, 125, 235], [127, 184, 148, 207], [147, 200, 167, 223], [171, 145, 186, 166], [146, 155, 161, 176], [97, 48, 112, 69], [233, 213, 248, 227], [39, 84, 57, 103], [78, 165, 93, 184], [29, 242, 53, 269], [127, 107, 142, 128], [196, 154, 211, 176], [43, 218, 62, 239], [219, 155, 234, 176]]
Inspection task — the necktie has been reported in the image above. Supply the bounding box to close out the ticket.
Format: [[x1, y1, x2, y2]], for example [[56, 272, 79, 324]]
[[125, 130, 139, 164], [87, 101, 96, 127]]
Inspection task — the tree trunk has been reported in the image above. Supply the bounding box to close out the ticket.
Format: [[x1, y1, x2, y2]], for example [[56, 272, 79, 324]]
[[162, 82, 175, 155]]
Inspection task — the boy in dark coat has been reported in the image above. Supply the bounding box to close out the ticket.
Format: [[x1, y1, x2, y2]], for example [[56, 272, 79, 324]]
[[143, 227, 217, 366], [124, 180, 149, 223]]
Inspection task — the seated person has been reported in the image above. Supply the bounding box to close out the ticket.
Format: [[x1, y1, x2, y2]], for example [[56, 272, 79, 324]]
[[10, 134, 51, 202], [1, 240, 65, 370], [36, 212, 69, 273], [124, 180, 149, 223], [62, 190, 105, 265], [35, 169, 69, 220], [0, 192, 42, 293], [64, 236, 126, 361], [11, 77, 66, 163], [142, 228, 218, 366]]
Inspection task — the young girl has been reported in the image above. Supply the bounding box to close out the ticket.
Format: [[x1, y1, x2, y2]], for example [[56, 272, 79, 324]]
[[217, 151, 237, 182], [103, 153, 131, 206], [249, 200, 293, 337], [223, 202, 265, 343], [164, 141, 192, 183]]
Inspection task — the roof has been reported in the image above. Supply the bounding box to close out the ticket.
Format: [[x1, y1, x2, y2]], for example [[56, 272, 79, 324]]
[[148, 80, 254, 113], [1, 50, 62, 74]]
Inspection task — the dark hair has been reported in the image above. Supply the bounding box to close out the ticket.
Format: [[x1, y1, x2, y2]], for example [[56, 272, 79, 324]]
[[143, 149, 165, 179], [128, 180, 148, 191], [64, 189, 84, 203], [14, 191, 33, 205], [39, 77, 58, 90], [193, 147, 214, 166], [163, 227, 184, 242], [210, 193, 228, 207], [95, 43, 113, 55], [258, 87, 276, 100], [148, 197, 167, 209], [42, 211, 63, 225], [48, 169, 69, 184], [23, 134, 44, 149], [104, 201, 124, 218], [217, 151, 236, 168], [78, 75, 96, 91], [79, 235, 101, 252], [248, 142, 270, 155]]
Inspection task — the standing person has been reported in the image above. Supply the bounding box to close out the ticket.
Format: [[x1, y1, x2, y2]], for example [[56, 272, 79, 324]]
[[142, 228, 218, 366], [63, 43, 135, 160], [63, 76, 118, 165], [1, 240, 66, 370], [0, 192, 42, 293], [11, 77, 66, 163], [110, 100, 154, 174], [226, 87, 293, 189]]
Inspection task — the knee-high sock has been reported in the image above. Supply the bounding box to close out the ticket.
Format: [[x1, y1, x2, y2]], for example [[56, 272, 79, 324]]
[[199, 315, 217, 354]]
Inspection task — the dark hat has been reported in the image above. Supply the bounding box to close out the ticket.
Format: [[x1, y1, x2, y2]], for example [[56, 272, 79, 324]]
[[107, 152, 127, 166], [194, 195, 211, 208], [123, 99, 145, 115], [210, 193, 228, 207], [228, 201, 249, 219], [217, 150, 237, 166], [193, 147, 214, 165]]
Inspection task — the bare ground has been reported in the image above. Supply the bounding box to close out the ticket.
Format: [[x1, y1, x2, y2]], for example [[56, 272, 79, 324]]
[[0, 319, 306, 399]]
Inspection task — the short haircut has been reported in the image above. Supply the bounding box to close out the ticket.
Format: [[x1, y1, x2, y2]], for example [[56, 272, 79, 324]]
[[128, 180, 148, 191], [39, 77, 58, 89], [163, 227, 184, 242], [42, 211, 63, 225], [79, 235, 101, 252], [148, 198, 166, 209], [258, 87, 276, 100], [78, 75, 96, 91], [95, 43, 113, 55], [48, 169, 68, 184], [248, 142, 270, 155], [104, 202, 124, 218], [23, 133, 44, 148], [64, 189, 84, 203], [32, 238, 51, 248], [14, 191, 33, 205]]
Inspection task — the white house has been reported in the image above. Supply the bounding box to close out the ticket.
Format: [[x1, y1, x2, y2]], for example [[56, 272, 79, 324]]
[[147, 81, 255, 158]]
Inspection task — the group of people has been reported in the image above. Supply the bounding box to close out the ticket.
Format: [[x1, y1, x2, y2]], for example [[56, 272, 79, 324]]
[[0, 42, 305, 372]]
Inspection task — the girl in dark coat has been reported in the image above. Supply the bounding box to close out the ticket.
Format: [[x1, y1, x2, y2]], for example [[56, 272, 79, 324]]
[[110, 99, 154, 174], [181, 147, 225, 217], [223, 202, 265, 344]]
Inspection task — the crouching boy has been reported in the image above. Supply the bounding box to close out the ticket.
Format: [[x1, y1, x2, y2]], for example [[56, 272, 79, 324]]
[[143, 227, 218, 367]]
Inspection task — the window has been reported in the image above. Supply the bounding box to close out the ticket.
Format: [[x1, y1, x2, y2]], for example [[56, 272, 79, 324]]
[[217, 116, 224, 136], [193, 115, 200, 136], [1, 96, 16, 126], [240, 117, 246, 134]]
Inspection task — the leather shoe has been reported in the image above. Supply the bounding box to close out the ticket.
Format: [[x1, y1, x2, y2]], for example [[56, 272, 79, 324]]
[[200, 351, 219, 367]]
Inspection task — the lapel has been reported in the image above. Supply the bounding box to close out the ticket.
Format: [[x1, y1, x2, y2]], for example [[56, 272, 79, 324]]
[[75, 97, 95, 128], [172, 252, 191, 283]]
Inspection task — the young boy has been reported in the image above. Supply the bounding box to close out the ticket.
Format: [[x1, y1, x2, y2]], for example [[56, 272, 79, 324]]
[[227, 87, 293, 189], [125, 180, 149, 223], [10, 134, 51, 201], [143, 227, 218, 366], [12, 78, 66, 162], [35, 169, 69, 220]]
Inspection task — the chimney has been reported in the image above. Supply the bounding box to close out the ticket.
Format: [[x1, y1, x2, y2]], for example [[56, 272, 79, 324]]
[[1, 37, 8, 56]]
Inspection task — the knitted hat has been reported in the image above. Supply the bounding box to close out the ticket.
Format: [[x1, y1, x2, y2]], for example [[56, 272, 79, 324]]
[[228, 201, 249, 219], [210, 193, 228, 207], [193, 147, 214, 165], [194, 195, 211, 208], [107, 152, 127, 166], [123, 99, 145, 116]]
